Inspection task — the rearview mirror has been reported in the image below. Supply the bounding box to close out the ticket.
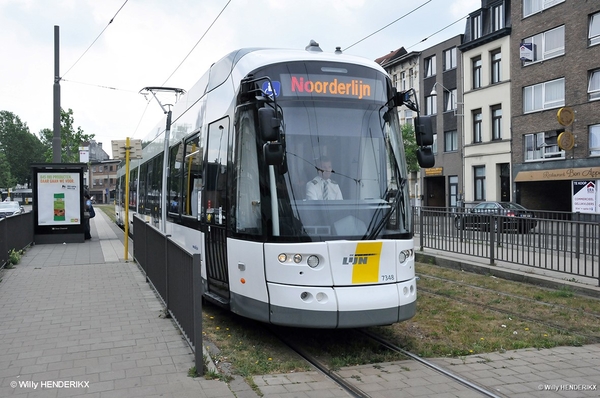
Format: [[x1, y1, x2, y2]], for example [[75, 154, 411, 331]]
[[414, 116, 434, 146], [416, 147, 435, 168], [258, 107, 280, 141]]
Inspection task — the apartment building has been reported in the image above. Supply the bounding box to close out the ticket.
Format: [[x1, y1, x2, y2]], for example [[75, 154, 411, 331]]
[[375, 47, 422, 204], [510, 0, 600, 212], [459, 0, 513, 204], [420, 35, 464, 207]]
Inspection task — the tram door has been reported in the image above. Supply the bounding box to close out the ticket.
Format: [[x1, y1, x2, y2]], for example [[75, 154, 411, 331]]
[[204, 118, 230, 303]]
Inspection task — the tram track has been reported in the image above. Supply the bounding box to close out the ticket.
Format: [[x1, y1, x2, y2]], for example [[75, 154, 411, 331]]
[[267, 325, 504, 398]]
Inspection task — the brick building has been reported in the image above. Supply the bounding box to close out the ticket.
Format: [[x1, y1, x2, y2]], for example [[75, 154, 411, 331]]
[[510, 0, 600, 211]]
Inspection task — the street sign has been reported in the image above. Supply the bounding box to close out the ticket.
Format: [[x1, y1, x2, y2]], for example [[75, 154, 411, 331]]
[[111, 139, 143, 159]]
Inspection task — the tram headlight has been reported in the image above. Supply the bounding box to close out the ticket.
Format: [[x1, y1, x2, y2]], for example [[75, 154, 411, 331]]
[[398, 249, 413, 264], [293, 254, 302, 263], [278, 253, 287, 263], [307, 255, 319, 268]]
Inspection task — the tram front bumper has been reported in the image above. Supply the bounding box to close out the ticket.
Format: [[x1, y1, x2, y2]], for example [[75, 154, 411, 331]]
[[267, 278, 417, 328]]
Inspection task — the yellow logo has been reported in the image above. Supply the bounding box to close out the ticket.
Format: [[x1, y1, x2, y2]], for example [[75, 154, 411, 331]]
[[349, 242, 382, 283]]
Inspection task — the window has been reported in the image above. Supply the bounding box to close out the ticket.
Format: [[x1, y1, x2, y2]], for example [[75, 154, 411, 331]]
[[409, 68, 414, 88], [182, 133, 203, 217], [590, 12, 600, 46], [443, 47, 457, 71], [404, 109, 413, 126], [523, 0, 565, 17], [472, 56, 482, 89], [589, 69, 600, 101], [444, 130, 458, 152], [590, 124, 600, 156], [492, 3, 504, 31], [474, 166, 486, 201], [392, 74, 398, 89], [449, 176, 458, 207], [444, 89, 457, 112], [491, 105, 502, 140], [425, 95, 437, 115], [432, 133, 438, 154], [524, 78, 565, 113], [473, 109, 483, 143], [524, 131, 565, 161], [424, 55, 436, 77], [401, 71, 407, 90], [472, 13, 482, 40], [522, 26, 565, 64], [491, 50, 501, 84]]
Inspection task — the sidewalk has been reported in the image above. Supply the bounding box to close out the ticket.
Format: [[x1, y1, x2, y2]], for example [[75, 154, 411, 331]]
[[0, 208, 598, 397], [0, 209, 235, 398]]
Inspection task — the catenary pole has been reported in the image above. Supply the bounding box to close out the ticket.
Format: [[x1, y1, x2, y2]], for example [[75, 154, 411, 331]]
[[53, 25, 61, 163]]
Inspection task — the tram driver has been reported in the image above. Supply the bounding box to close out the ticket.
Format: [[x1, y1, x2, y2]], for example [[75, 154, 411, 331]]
[[306, 157, 343, 200]]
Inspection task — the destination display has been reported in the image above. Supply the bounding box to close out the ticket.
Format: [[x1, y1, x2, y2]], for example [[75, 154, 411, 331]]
[[264, 74, 386, 101]]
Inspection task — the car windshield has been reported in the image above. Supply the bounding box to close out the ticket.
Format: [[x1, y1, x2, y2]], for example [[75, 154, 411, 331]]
[[0, 202, 20, 210]]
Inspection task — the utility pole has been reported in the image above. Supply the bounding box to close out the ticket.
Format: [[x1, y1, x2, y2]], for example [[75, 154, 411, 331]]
[[53, 25, 61, 163]]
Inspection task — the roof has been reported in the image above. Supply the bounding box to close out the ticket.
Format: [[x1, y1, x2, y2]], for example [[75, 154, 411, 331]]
[[374, 47, 407, 67]]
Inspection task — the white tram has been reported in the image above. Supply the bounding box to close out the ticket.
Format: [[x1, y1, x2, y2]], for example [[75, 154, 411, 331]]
[[116, 42, 434, 328]]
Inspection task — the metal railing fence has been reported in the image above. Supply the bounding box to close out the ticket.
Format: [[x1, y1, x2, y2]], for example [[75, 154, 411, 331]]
[[0, 211, 34, 269], [132, 215, 203, 375], [414, 207, 600, 286]]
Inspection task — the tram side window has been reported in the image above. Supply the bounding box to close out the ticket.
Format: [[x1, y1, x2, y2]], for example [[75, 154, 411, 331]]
[[149, 156, 163, 217], [129, 168, 138, 210], [234, 111, 261, 234], [139, 164, 147, 213], [205, 119, 229, 225], [182, 133, 203, 218], [168, 143, 183, 215]]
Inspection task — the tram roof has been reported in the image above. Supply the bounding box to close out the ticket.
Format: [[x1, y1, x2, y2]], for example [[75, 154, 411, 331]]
[[221, 46, 387, 74]]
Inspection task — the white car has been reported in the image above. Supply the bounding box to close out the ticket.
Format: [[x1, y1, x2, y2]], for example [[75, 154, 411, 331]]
[[0, 201, 25, 218]]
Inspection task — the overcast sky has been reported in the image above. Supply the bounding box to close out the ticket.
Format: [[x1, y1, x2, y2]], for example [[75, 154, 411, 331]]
[[0, 0, 478, 156]]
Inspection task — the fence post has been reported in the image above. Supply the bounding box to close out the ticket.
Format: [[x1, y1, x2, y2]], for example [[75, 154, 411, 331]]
[[192, 253, 204, 376], [164, 234, 172, 314], [489, 215, 495, 265], [419, 207, 424, 251]]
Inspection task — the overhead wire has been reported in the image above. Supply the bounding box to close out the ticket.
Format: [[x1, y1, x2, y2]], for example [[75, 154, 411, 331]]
[[60, 78, 138, 94], [161, 0, 232, 86], [343, 0, 432, 52], [406, 14, 468, 50], [62, 0, 129, 79]]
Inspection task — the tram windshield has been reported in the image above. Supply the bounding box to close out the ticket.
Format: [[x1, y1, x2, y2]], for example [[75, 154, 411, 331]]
[[233, 62, 412, 241], [278, 101, 410, 240]]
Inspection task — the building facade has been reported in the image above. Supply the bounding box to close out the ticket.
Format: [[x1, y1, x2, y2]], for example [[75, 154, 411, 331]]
[[420, 35, 464, 207], [460, 0, 513, 204], [510, 0, 600, 212], [376, 48, 422, 205], [89, 159, 120, 204]]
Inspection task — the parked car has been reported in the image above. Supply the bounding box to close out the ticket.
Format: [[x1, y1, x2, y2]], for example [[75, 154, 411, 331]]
[[0, 201, 25, 218], [454, 202, 537, 233]]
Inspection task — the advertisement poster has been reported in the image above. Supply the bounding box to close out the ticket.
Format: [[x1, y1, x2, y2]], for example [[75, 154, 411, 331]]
[[37, 172, 81, 225], [572, 180, 596, 213]]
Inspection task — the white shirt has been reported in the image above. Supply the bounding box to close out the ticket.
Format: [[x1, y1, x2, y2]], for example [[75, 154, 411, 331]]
[[306, 176, 343, 200]]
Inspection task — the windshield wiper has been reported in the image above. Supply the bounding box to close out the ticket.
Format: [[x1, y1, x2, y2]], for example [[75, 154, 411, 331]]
[[363, 178, 406, 240]]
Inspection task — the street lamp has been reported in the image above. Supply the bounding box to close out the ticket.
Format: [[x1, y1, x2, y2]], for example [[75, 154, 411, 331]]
[[430, 82, 461, 116]]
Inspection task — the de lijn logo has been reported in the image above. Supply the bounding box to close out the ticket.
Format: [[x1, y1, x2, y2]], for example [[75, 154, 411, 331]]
[[342, 253, 377, 265]]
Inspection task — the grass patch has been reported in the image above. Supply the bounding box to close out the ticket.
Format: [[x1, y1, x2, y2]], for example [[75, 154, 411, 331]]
[[201, 262, 600, 378], [95, 204, 116, 223]]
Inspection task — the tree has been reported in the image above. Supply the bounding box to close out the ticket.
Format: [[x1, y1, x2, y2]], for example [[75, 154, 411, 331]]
[[38, 108, 95, 163], [0, 110, 46, 186], [401, 122, 419, 173], [0, 151, 14, 188]]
